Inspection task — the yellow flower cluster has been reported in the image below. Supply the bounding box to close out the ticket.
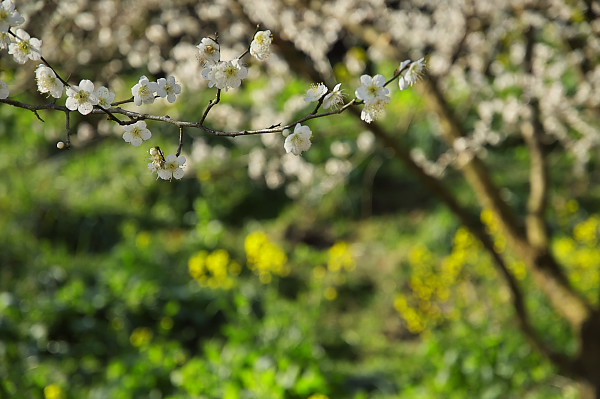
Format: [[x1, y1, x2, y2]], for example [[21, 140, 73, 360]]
[[395, 226, 497, 334], [395, 205, 600, 334], [307, 394, 330, 399], [244, 231, 289, 284], [188, 249, 241, 290], [44, 384, 65, 399], [313, 241, 357, 300], [554, 211, 600, 303], [573, 214, 600, 245], [327, 241, 356, 273], [394, 243, 458, 334]]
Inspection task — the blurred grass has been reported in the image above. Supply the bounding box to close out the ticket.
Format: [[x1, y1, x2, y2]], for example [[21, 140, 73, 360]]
[[0, 69, 588, 399]]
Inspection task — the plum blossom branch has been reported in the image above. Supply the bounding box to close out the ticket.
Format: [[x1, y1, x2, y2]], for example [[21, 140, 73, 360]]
[[0, 1, 423, 179]]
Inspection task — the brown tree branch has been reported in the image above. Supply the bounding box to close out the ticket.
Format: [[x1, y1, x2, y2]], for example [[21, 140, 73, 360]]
[[522, 26, 549, 250], [423, 73, 591, 329], [0, 97, 357, 138], [420, 77, 528, 248], [352, 108, 575, 372]]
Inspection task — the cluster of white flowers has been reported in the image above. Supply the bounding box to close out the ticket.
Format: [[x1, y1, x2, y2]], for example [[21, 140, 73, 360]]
[[8, 28, 41, 64], [202, 59, 248, 92], [323, 83, 344, 110], [250, 30, 273, 61], [399, 58, 426, 90], [148, 147, 186, 180], [35, 65, 64, 98], [283, 123, 312, 156], [304, 82, 345, 110], [0, 1, 428, 180], [304, 83, 327, 102], [0, 0, 22, 31], [0, 1, 40, 65], [157, 76, 182, 103], [132, 75, 181, 106], [196, 37, 220, 65], [65, 80, 99, 115], [355, 74, 391, 123], [64, 79, 116, 115], [122, 120, 152, 147], [197, 31, 273, 92]]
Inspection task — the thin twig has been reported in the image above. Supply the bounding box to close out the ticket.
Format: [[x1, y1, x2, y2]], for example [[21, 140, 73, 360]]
[[64, 109, 71, 148], [176, 127, 184, 156], [199, 89, 221, 124]]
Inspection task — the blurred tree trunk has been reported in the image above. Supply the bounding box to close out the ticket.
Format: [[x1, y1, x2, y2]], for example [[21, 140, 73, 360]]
[[242, 4, 600, 395]]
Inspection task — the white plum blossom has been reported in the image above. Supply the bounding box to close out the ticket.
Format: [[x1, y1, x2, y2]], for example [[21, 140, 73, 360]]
[[355, 74, 391, 123], [122, 120, 152, 147], [323, 83, 344, 109], [0, 79, 8, 99], [202, 59, 248, 91], [154, 80, 167, 99], [399, 58, 426, 90], [157, 154, 186, 180], [283, 123, 312, 156], [157, 76, 181, 103], [355, 74, 389, 104], [360, 96, 390, 123], [304, 83, 327, 102], [132, 75, 159, 106], [35, 64, 64, 98], [196, 37, 220, 65], [65, 79, 98, 115], [250, 30, 273, 61], [95, 86, 115, 108], [8, 29, 41, 64], [0, 0, 24, 32]]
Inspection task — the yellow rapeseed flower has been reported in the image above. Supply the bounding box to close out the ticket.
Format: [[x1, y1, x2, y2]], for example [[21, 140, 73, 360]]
[[188, 249, 240, 290], [327, 241, 356, 272], [245, 231, 289, 282], [44, 384, 65, 399]]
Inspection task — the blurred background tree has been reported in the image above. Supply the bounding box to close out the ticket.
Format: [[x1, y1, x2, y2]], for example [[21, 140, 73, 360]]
[[1, 0, 599, 398]]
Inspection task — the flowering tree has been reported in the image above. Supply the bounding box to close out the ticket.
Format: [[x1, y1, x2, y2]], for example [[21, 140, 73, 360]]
[[2, 0, 600, 397]]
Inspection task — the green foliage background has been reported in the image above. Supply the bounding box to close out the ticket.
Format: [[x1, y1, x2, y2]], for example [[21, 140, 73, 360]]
[[1, 34, 598, 399]]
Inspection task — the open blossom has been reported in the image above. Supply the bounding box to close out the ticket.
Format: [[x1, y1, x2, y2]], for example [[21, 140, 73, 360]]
[[196, 37, 220, 65], [132, 75, 159, 106], [283, 123, 312, 156], [157, 154, 186, 180], [0, 0, 24, 32], [202, 59, 248, 91], [323, 83, 344, 109], [399, 57, 426, 90], [355, 74, 389, 104], [95, 86, 115, 108], [304, 83, 327, 102], [8, 29, 41, 64], [250, 30, 273, 61], [0, 79, 8, 99], [122, 120, 151, 146], [35, 64, 64, 98], [65, 79, 98, 115], [157, 76, 181, 103], [361, 96, 390, 123]]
